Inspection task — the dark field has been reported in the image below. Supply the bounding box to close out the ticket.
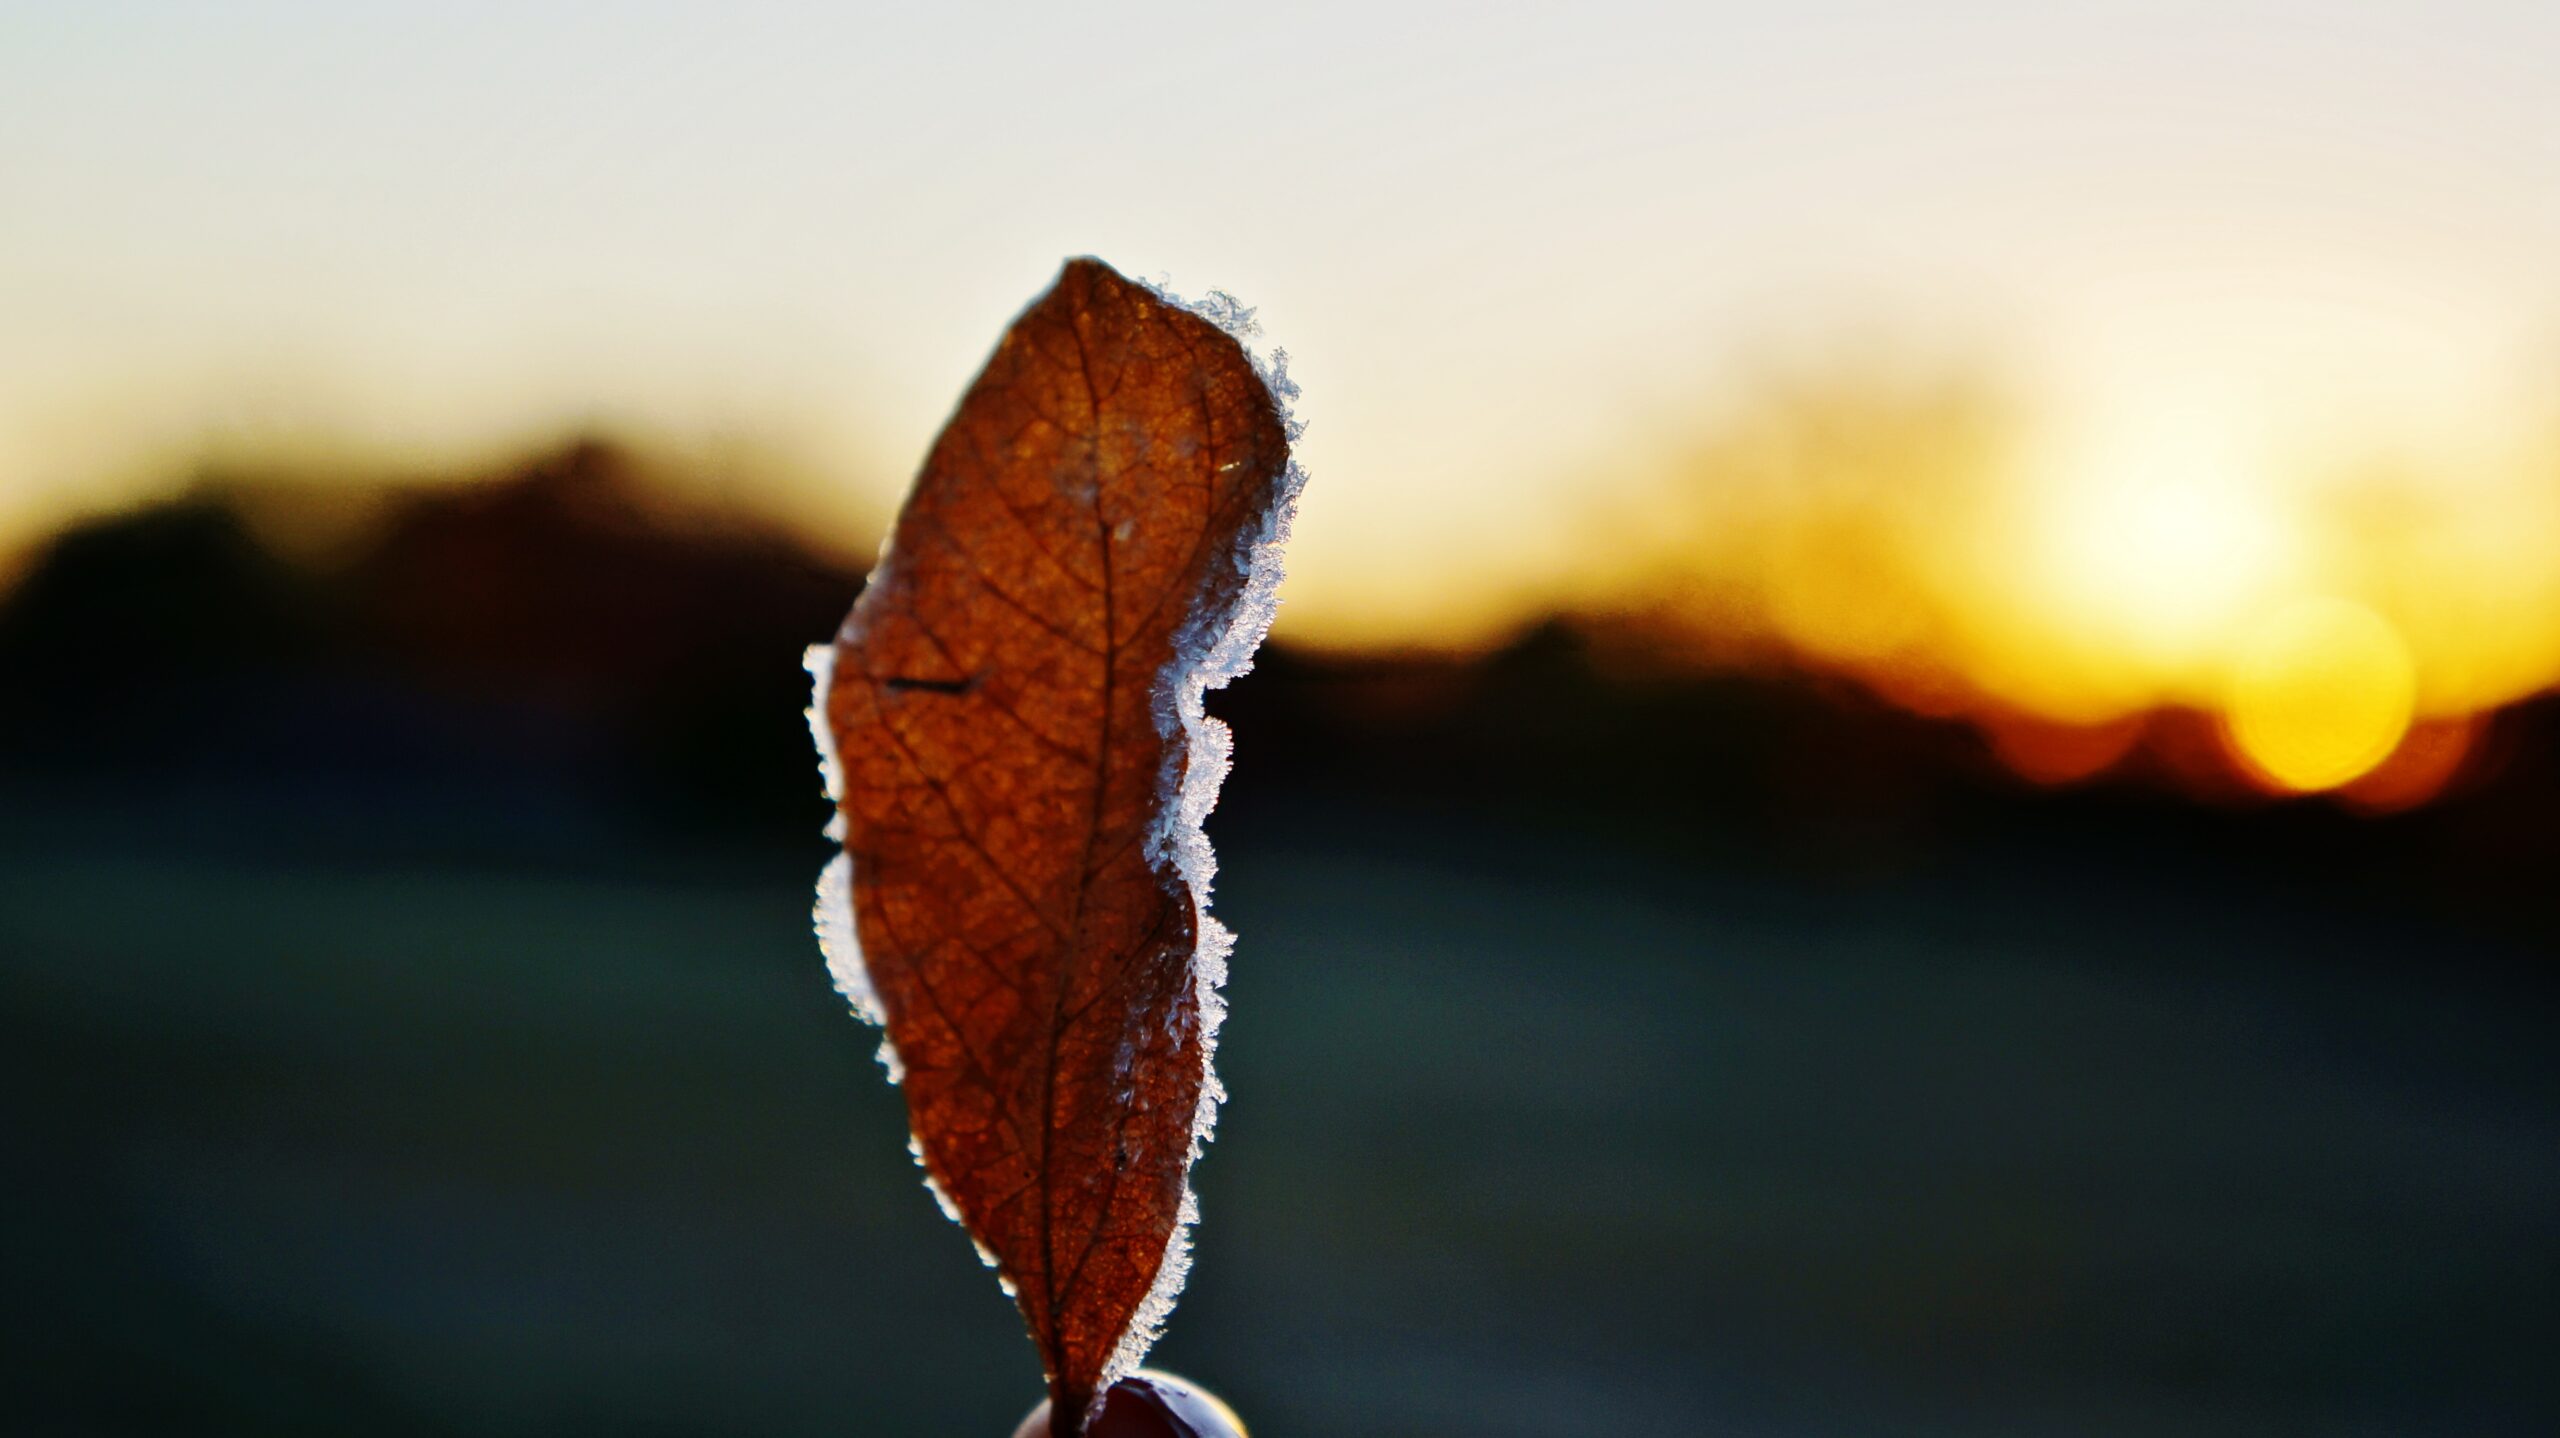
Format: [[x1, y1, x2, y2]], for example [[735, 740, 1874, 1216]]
[[5, 780, 2553, 1437]]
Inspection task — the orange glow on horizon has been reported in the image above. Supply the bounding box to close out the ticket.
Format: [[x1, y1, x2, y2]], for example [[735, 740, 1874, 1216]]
[[2341, 716, 2479, 813], [1985, 713, 2148, 789], [1601, 363, 2557, 807]]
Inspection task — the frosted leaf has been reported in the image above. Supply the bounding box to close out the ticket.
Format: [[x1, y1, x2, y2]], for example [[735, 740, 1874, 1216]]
[[814, 261, 1304, 1421]]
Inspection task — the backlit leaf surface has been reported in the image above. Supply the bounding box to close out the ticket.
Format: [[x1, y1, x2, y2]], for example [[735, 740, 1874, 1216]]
[[809, 258, 1299, 1432]]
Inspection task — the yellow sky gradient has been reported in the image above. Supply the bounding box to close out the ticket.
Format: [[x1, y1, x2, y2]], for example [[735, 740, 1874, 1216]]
[[6, 2, 2559, 791]]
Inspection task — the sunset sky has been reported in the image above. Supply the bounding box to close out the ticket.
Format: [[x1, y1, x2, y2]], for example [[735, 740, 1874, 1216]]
[[6, 2, 2558, 792]]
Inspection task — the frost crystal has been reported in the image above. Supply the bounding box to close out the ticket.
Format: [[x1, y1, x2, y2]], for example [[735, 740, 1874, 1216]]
[[803, 644, 849, 845], [1109, 273, 1311, 1390], [807, 645, 883, 1040]]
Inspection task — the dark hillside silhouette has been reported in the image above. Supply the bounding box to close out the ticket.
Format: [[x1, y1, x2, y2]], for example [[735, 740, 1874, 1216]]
[[0, 438, 2553, 943]]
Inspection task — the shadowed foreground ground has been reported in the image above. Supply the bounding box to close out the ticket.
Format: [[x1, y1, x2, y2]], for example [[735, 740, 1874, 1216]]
[[4, 781, 2551, 1438]]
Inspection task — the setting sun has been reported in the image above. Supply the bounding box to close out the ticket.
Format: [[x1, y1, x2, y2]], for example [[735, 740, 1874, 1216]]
[[2027, 414, 2298, 684]]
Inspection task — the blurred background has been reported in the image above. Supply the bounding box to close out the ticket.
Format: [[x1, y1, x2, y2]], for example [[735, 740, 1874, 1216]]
[[4, 3, 2556, 1435]]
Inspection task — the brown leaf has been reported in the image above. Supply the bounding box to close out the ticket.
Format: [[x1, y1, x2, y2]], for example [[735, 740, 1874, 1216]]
[[808, 258, 1299, 1433]]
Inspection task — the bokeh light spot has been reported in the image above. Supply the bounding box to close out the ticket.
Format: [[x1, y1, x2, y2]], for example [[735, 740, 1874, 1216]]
[[2223, 596, 2417, 794]]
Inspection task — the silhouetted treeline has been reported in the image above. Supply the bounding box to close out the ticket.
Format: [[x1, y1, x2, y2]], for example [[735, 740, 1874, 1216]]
[[0, 443, 850, 842], [2, 440, 2553, 947]]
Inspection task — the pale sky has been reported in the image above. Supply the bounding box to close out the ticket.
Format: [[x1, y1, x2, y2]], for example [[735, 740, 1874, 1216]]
[[5, 1, 2557, 645]]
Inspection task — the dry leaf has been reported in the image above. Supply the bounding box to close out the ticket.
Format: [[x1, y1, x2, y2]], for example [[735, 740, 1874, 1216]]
[[807, 258, 1301, 1432]]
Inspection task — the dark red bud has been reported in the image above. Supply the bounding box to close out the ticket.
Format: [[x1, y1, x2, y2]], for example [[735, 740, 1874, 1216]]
[[1012, 1371, 1246, 1438]]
